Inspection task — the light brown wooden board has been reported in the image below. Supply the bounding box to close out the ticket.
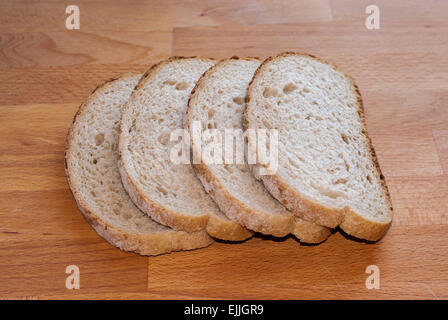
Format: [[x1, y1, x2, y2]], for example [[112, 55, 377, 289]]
[[1, 0, 447, 299]]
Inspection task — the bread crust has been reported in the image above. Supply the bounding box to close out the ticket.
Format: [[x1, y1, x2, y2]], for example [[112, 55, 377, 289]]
[[186, 57, 331, 243], [244, 52, 393, 241], [292, 218, 333, 244], [194, 162, 293, 237], [118, 57, 252, 241], [65, 74, 213, 256]]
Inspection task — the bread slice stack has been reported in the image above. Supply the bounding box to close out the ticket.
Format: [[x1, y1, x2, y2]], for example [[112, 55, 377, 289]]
[[65, 52, 393, 256], [65, 74, 213, 256], [186, 57, 331, 243], [118, 57, 252, 242]]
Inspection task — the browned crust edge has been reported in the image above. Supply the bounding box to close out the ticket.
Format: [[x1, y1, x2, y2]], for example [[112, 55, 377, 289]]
[[243, 52, 394, 241], [64, 74, 213, 256], [118, 57, 252, 241], [185, 57, 331, 243], [292, 218, 333, 244]]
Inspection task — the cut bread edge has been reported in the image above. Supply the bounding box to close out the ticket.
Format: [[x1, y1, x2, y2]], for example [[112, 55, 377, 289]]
[[250, 166, 344, 228], [292, 218, 333, 244], [64, 74, 213, 256], [244, 52, 393, 241], [118, 57, 252, 241], [185, 57, 331, 243], [193, 162, 293, 237], [117, 160, 209, 232], [194, 162, 330, 243]]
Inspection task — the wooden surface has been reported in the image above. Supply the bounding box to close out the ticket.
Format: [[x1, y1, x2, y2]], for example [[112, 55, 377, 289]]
[[1, 0, 447, 300]]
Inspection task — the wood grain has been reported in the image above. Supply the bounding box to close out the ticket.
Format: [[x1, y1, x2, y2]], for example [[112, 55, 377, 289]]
[[0, 66, 148, 105], [1, 0, 447, 300], [144, 227, 448, 299], [387, 176, 448, 226], [172, 23, 448, 91], [0, 31, 171, 68], [0, 0, 332, 32], [370, 130, 444, 177], [433, 130, 448, 174]]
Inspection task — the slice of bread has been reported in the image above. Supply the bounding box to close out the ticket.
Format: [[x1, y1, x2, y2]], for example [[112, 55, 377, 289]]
[[245, 52, 393, 241], [119, 57, 253, 241], [186, 57, 331, 243], [65, 74, 213, 256]]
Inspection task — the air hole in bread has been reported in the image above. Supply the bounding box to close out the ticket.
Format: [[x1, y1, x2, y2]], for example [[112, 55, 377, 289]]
[[175, 82, 188, 90], [163, 80, 176, 86], [334, 178, 347, 184], [288, 157, 301, 169], [366, 175, 372, 183], [263, 87, 281, 98], [233, 97, 245, 105], [94, 133, 104, 146], [128, 119, 136, 133], [156, 186, 168, 196], [341, 133, 349, 144], [93, 158, 98, 164], [283, 82, 298, 94], [157, 133, 169, 146], [205, 121, 217, 129], [262, 119, 271, 129], [310, 181, 347, 199]]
